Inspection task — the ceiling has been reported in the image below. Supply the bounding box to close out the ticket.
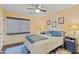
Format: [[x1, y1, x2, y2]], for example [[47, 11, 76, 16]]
[[0, 4, 76, 16]]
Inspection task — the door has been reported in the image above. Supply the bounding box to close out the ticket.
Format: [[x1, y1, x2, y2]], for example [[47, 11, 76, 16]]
[[0, 17, 4, 52]]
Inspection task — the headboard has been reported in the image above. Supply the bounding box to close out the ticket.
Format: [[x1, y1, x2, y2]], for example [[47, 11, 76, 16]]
[[46, 30, 65, 37]]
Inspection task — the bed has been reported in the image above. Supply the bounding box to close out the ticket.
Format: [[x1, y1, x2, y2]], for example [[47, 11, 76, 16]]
[[24, 31, 64, 54]]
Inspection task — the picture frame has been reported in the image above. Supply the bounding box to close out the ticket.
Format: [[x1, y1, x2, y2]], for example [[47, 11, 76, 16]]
[[58, 17, 64, 24], [47, 20, 51, 25], [52, 21, 56, 27]]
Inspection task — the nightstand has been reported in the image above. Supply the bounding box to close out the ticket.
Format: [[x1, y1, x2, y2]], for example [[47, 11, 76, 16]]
[[64, 37, 76, 53]]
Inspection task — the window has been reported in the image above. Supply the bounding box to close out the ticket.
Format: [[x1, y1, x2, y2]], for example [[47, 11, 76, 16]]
[[6, 17, 30, 35]]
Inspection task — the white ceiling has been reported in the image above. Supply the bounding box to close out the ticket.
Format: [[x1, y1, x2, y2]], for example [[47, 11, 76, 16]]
[[0, 4, 76, 16]]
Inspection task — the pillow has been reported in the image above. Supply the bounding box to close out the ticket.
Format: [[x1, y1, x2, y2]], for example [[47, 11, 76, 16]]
[[26, 35, 33, 43], [51, 31, 62, 37]]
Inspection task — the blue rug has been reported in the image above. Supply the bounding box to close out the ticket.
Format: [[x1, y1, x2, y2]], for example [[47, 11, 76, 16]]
[[5, 45, 29, 54]]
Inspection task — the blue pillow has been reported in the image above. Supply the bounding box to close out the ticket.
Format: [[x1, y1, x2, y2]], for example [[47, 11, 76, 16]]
[[26, 35, 33, 43], [51, 31, 62, 37]]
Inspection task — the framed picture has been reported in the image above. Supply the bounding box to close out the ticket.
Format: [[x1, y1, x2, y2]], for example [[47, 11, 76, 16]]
[[47, 20, 51, 25], [52, 21, 56, 27], [58, 17, 64, 24]]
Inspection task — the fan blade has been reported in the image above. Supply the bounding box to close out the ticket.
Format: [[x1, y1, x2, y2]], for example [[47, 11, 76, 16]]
[[37, 4, 42, 8], [34, 4, 42, 8], [40, 9, 47, 12], [27, 8, 35, 9]]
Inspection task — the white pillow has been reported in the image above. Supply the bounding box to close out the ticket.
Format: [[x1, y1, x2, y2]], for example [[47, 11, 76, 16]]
[[65, 31, 79, 38]]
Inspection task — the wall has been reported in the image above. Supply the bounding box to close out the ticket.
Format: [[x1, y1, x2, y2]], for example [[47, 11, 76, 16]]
[[30, 16, 45, 34], [41, 5, 79, 32], [3, 10, 30, 45], [2, 9, 43, 45]]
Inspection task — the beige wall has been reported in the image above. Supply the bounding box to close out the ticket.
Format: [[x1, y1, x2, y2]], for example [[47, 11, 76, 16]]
[[41, 5, 79, 32], [30, 17, 45, 34], [3, 11, 30, 45], [2, 10, 30, 45], [2, 10, 43, 45]]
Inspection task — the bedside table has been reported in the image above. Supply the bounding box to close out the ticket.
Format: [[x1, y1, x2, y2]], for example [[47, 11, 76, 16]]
[[64, 37, 76, 53]]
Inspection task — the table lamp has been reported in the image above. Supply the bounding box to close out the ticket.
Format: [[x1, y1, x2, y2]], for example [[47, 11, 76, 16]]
[[71, 25, 78, 36], [40, 24, 45, 34]]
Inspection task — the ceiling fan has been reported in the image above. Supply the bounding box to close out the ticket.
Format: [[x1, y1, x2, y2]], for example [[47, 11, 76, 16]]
[[27, 4, 47, 14]]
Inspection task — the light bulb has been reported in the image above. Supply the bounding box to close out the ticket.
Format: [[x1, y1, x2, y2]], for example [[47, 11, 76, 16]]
[[35, 9, 40, 13]]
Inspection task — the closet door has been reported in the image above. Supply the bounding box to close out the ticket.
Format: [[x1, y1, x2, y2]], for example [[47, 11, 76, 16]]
[[0, 17, 4, 52], [0, 18, 3, 33]]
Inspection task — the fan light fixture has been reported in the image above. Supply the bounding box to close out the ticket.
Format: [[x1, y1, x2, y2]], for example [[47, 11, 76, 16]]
[[27, 4, 47, 14], [35, 9, 40, 14]]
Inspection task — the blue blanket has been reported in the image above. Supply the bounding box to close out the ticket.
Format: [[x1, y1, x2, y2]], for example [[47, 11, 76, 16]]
[[26, 34, 47, 43], [5, 45, 29, 54]]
